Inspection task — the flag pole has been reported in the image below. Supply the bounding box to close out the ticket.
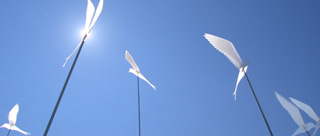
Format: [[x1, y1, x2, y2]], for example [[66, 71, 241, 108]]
[[7, 128, 11, 136], [44, 35, 87, 136], [137, 76, 141, 136], [304, 127, 311, 136], [244, 71, 274, 136]]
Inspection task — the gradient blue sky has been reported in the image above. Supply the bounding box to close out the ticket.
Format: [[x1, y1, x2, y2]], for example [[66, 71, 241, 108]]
[[1, 0, 320, 136]]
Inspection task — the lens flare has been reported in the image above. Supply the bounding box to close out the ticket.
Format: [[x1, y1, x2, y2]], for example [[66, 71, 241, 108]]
[[80, 29, 92, 39]]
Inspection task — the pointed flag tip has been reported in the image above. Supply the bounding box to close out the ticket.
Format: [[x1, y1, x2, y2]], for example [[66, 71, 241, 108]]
[[203, 33, 210, 38]]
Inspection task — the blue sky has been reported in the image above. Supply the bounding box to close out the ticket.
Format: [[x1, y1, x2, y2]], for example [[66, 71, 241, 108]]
[[1, 0, 320, 135]]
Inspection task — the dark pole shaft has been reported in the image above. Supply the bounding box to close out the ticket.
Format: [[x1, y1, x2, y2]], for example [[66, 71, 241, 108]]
[[137, 77, 141, 136], [7, 129, 11, 136], [244, 72, 273, 136], [306, 131, 311, 136], [304, 127, 311, 136], [44, 38, 86, 136]]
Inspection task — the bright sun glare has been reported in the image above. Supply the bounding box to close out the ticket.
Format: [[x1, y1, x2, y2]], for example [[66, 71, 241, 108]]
[[80, 29, 92, 39]]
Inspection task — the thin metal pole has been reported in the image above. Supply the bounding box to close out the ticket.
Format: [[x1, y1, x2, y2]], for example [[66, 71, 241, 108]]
[[244, 71, 274, 136], [137, 76, 141, 136], [44, 36, 86, 136], [306, 130, 311, 136], [7, 129, 11, 136], [304, 127, 311, 136]]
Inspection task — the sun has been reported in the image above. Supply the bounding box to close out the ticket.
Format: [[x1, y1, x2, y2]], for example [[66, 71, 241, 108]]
[[80, 29, 86, 37], [80, 29, 92, 39]]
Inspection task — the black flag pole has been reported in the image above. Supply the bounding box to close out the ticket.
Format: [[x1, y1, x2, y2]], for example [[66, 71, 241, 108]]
[[44, 35, 87, 136], [7, 128, 11, 136], [304, 127, 311, 136], [137, 76, 141, 136], [244, 71, 274, 136]]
